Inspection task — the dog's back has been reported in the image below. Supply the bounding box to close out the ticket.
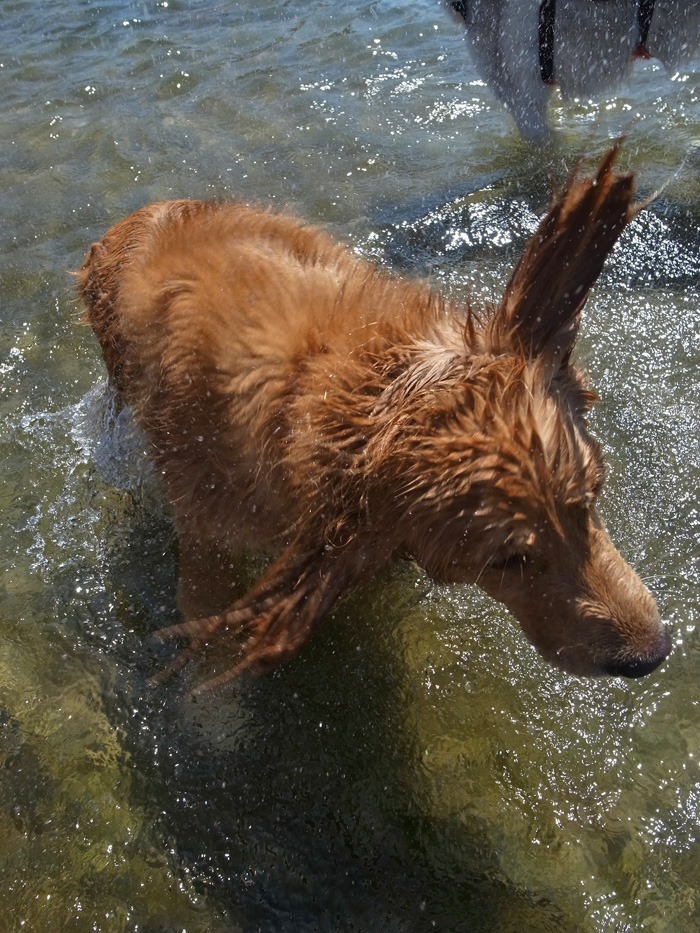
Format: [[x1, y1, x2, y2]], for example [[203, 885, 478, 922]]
[[78, 200, 458, 552]]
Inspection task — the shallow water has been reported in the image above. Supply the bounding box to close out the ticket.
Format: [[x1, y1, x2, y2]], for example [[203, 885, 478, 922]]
[[1, 0, 699, 929]]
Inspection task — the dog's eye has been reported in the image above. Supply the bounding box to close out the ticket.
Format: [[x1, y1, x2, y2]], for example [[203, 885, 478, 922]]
[[489, 552, 529, 572]]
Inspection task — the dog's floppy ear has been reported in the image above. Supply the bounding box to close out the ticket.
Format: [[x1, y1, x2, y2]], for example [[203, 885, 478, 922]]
[[153, 531, 385, 693], [490, 142, 637, 368]]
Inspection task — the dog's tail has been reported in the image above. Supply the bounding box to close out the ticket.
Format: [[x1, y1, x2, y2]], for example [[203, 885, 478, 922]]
[[77, 201, 195, 398], [77, 205, 155, 398], [491, 141, 638, 364]]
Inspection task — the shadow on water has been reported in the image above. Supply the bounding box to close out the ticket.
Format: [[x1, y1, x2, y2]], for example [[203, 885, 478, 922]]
[[97, 509, 581, 931]]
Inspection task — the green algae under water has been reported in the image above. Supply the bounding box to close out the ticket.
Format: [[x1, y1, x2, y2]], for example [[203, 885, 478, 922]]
[[1, 1, 700, 929]]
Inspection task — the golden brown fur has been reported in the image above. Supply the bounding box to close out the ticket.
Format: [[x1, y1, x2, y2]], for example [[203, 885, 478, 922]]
[[78, 145, 671, 691]]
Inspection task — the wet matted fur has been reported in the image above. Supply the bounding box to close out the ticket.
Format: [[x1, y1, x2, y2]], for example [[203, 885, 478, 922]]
[[78, 145, 671, 691]]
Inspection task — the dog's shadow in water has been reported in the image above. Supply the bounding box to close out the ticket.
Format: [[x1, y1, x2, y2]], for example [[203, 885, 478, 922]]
[[92, 494, 582, 932]]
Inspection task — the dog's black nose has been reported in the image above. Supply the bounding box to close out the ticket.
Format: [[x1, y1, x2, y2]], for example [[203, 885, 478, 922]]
[[605, 657, 663, 678], [603, 629, 673, 679]]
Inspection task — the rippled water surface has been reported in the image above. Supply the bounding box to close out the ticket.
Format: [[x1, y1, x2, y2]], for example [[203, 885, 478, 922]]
[[2, 1, 699, 929]]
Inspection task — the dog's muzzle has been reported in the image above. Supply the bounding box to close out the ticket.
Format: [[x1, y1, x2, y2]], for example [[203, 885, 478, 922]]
[[603, 628, 673, 678]]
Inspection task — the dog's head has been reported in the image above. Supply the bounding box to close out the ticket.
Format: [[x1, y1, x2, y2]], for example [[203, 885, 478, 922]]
[[391, 147, 671, 678], [396, 353, 670, 678]]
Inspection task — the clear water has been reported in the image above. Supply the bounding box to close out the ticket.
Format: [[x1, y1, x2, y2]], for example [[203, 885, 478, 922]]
[[1, 1, 699, 929]]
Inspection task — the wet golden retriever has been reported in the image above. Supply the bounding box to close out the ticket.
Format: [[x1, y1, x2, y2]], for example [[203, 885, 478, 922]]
[[78, 145, 671, 691]]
